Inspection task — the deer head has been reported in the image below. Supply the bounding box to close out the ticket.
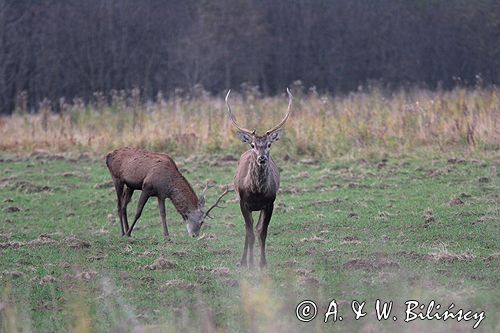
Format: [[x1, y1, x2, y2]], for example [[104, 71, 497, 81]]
[[225, 88, 292, 167], [186, 185, 231, 237]]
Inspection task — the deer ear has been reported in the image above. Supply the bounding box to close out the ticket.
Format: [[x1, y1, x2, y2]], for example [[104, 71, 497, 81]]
[[268, 129, 283, 142], [235, 131, 252, 144]]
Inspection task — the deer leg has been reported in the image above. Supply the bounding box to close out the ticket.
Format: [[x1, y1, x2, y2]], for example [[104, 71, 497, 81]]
[[256, 203, 273, 269], [121, 186, 134, 234], [126, 189, 151, 237], [157, 197, 169, 238], [112, 179, 125, 236], [240, 201, 255, 268]]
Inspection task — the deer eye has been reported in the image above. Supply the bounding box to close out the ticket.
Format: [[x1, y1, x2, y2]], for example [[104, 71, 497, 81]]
[[250, 143, 255, 148], [267, 143, 271, 148]]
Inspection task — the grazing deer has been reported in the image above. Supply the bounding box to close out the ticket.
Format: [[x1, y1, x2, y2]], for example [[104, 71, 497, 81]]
[[106, 147, 229, 238], [225, 88, 292, 268]]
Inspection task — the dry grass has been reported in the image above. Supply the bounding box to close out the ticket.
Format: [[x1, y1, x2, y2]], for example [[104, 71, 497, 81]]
[[1, 85, 498, 158]]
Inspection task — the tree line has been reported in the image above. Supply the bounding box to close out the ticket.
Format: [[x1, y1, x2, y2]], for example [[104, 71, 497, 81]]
[[0, 0, 498, 114]]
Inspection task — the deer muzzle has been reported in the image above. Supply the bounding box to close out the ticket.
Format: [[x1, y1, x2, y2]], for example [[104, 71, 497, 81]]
[[257, 155, 268, 165]]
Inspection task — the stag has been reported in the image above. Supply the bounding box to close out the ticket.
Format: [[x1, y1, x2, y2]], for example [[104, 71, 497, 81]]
[[106, 147, 229, 238], [225, 88, 292, 268]]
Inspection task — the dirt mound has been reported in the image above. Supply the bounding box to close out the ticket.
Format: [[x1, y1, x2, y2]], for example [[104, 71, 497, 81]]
[[143, 257, 176, 270], [0, 271, 23, 278], [161, 279, 196, 291], [298, 275, 320, 287], [0, 176, 17, 187], [425, 251, 475, 262], [74, 270, 98, 281], [65, 236, 90, 249], [27, 235, 57, 247], [94, 181, 114, 189], [344, 258, 400, 270], [484, 253, 500, 262], [4, 206, 21, 213], [448, 197, 464, 206], [341, 236, 362, 245], [39, 275, 56, 285], [11, 181, 50, 193], [197, 233, 217, 241], [300, 236, 327, 243], [0, 241, 22, 249]]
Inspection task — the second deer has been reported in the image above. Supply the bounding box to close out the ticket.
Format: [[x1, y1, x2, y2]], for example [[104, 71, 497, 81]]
[[225, 89, 292, 268], [106, 147, 229, 238]]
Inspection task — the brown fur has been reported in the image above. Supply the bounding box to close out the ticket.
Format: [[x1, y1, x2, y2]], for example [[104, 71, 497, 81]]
[[106, 147, 200, 237], [234, 140, 281, 269], [226, 88, 292, 268]]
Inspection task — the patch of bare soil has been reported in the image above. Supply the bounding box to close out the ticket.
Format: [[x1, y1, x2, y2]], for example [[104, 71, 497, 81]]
[[58, 171, 88, 179], [221, 279, 239, 288], [107, 214, 116, 224], [341, 236, 362, 245], [193, 266, 212, 273], [73, 270, 98, 282], [0, 241, 22, 249], [211, 267, 230, 277], [65, 236, 90, 249], [0, 176, 17, 187], [27, 234, 57, 247], [348, 212, 359, 219], [484, 253, 500, 262], [396, 251, 427, 260], [11, 181, 50, 193], [197, 233, 217, 241], [161, 279, 196, 291], [143, 257, 176, 270], [0, 271, 23, 278], [300, 236, 327, 243], [425, 251, 475, 263], [308, 198, 343, 207], [448, 197, 464, 206], [94, 180, 114, 189], [279, 186, 306, 194], [291, 171, 310, 180], [423, 208, 435, 226], [295, 268, 314, 276], [171, 251, 188, 257], [343, 258, 400, 270], [298, 275, 320, 287], [426, 167, 450, 177], [478, 177, 490, 183], [39, 275, 56, 285], [4, 206, 21, 212], [299, 158, 318, 165]]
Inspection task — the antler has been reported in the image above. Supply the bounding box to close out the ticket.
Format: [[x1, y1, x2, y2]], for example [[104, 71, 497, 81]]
[[225, 90, 255, 135], [204, 186, 233, 219], [266, 88, 293, 134]]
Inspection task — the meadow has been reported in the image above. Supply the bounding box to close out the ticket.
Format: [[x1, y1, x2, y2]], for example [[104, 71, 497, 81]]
[[0, 86, 499, 332]]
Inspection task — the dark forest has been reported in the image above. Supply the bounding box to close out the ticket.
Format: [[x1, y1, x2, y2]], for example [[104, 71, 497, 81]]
[[0, 0, 498, 114]]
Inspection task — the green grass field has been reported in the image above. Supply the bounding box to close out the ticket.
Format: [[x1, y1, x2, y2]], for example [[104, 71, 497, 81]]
[[0, 151, 499, 332]]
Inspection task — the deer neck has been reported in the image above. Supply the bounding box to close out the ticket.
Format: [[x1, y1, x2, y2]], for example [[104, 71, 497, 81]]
[[249, 157, 270, 193], [169, 179, 199, 218]]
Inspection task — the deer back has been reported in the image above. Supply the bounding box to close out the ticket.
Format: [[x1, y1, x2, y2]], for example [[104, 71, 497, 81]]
[[106, 148, 196, 200]]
